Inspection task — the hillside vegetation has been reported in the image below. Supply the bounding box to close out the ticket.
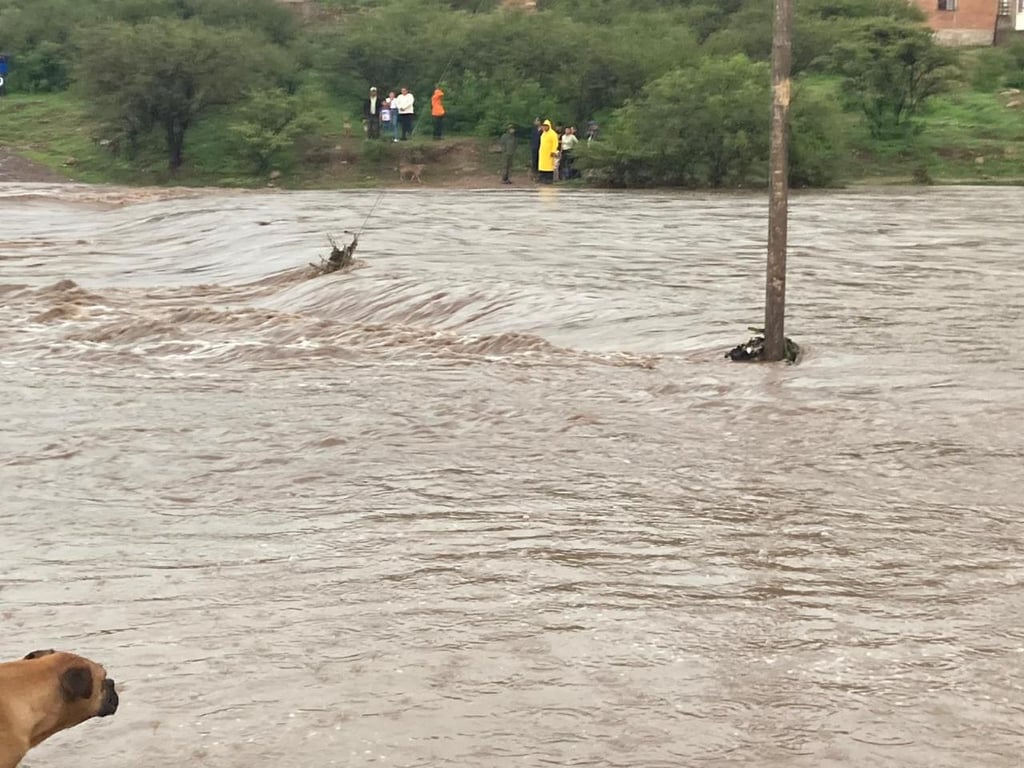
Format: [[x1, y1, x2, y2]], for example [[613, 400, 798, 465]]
[[0, 0, 1023, 188]]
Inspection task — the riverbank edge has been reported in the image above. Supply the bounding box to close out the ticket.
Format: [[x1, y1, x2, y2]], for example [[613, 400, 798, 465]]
[[3, 139, 1024, 190]]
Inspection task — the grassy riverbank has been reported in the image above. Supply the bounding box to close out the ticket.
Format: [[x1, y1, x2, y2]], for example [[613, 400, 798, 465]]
[[2, 87, 1023, 188], [848, 90, 1024, 185], [0, 92, 510, 188]]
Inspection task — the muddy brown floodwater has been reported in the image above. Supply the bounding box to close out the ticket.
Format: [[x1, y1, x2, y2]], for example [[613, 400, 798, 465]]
[[1, 182, 1022, 768]]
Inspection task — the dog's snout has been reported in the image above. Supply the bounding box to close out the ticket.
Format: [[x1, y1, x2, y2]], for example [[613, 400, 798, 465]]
[[98, 678, 119, 717]]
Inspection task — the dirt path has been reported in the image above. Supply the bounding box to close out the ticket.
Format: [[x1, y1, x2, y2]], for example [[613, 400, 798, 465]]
[[0, 147, 70, 183], [0, 142, 530, 189], [317, 136, 529, 190]]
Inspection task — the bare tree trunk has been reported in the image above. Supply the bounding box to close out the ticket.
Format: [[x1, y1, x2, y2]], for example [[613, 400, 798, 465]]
[[166, 117, 186, 170], [763, 0, 792, 362]]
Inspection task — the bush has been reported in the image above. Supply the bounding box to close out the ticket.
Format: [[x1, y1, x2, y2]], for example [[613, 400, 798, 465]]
[[9, 41, 73, 92], [445, 70, 563, 136], [0, 1, 81, 92], [969, 47, 1016, 92], [229, 88, 320, 174], [1001, 40, 1024, 89], [587, 55, 771, 188], [579, 56, 847, 189], [789, 84, 847, 187]]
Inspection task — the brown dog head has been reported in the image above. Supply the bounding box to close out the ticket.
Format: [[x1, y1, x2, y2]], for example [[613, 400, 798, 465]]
[[20, 649, 119, 744]]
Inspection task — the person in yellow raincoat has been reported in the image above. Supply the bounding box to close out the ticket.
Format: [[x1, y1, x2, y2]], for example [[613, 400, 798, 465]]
[[537, 119, 558, 184]]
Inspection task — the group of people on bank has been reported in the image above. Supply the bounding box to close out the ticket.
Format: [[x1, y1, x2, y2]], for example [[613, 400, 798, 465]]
[[362, 85, 446, 141], [360, 84, 596, 185], [499, 118, 594, 185], [533, 118, 583, 184]]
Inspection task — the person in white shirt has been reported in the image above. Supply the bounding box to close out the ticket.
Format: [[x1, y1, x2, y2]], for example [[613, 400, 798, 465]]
[[394, 87, 415, 140], [383, 91, 399, 142], [560, 126, 579, 180]]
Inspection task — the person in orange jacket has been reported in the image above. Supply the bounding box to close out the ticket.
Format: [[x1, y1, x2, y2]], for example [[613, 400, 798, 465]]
[[431, 86, 446, 140]]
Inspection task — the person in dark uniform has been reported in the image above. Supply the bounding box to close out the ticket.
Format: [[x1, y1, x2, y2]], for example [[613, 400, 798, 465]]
[[529, 117, 542, 181], [500, 124, 517, 184]]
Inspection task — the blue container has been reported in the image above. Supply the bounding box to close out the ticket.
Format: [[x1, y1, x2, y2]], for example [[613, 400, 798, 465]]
[[0, 55, 8, 76]]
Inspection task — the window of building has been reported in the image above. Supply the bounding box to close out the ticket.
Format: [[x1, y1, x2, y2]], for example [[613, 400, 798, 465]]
[[937, 0, 957, 10]]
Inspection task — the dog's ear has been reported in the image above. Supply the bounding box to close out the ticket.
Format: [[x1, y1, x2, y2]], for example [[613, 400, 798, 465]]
[[60, 666, 94, 701], [24, 649, 56, 660]]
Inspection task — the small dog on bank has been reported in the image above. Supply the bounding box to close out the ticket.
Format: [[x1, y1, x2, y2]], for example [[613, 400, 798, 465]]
[[0, 650, 119, 768], [397, 163, 425, 183]]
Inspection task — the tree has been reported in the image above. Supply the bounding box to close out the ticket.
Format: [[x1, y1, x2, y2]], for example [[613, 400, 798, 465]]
[[701, 0, 924, 75], [175, 0, 299, 45], [587, 55, 771, 187], [0, 0, 96, 92], [831, 19, 957, 137], [801, 0, 923, 20], [74, 18, 270, 169], [230, 88, 319, 174], [581, 54, 845, 188], [444, 69, 563, 135]]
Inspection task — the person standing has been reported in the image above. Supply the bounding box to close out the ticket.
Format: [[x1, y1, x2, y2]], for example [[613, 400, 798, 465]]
[[551, 125, 562, 181], [363, 86, 382, 139], [380, 91, 395, 141], [384, 91, 400, 142], [395, 86, 415, 140], [560, 125, 579, 179], [529, 117, 542, 181], [499, 124, 517, 184], [537, 119, 558, 184], [431, 85, 445, 140]]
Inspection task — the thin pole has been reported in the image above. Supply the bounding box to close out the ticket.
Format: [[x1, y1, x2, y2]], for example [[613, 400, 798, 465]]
[[763, 0, 792, 362]]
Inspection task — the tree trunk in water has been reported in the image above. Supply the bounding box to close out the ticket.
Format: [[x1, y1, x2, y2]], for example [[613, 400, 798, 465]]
[[763, 0, 792, 362]]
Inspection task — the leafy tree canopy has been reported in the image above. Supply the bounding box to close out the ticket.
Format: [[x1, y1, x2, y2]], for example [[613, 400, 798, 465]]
[[588, 55, 772, 187], [74, 18, 275, 168], [831, 19, 958, 137]]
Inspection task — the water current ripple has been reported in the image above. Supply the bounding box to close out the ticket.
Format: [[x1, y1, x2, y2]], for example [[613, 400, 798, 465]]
[[0, 184, 1022, 767]]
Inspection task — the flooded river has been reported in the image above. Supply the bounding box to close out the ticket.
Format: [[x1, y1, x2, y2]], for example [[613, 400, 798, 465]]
[[1, 183, 1022, 767]]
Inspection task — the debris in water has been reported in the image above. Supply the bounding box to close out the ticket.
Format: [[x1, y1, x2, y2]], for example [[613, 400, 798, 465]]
[[726, 328, 800, 363], [310, 232, 358, 275]]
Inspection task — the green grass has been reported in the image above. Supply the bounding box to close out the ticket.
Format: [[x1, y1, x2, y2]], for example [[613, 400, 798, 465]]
[[0, 91, 265, 185], [789, 71, 1024, 186], [0, 84, 501, 188], [0, 92, 119, 183], [846, 90, 1024, 185]]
